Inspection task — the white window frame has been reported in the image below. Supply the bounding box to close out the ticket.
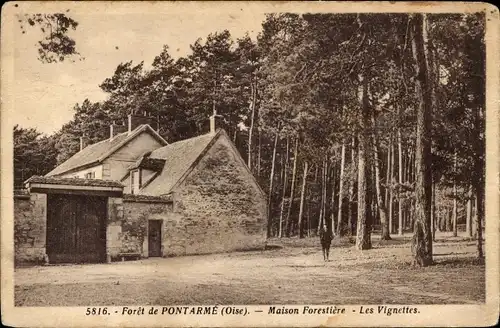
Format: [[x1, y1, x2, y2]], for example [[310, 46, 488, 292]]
[[130, 169, 141, 194]]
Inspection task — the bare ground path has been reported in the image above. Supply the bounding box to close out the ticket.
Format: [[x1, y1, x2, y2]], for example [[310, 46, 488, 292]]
[[14, 233, 484, 306]]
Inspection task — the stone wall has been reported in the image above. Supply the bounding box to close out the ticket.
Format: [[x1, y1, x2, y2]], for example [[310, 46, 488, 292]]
[[109, 177, 265, 259], [14, 193, 47, 265], [171, 135, 268, 256], [121, 198, 175, 257], [13, 192, 177, 264], [106, 197, 124, 261]]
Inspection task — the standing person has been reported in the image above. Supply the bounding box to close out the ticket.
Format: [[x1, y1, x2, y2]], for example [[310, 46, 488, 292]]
[[319, 224, 333, 261]]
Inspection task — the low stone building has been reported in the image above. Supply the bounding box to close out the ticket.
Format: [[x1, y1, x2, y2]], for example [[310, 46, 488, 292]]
[[15, 114, 267, 265]]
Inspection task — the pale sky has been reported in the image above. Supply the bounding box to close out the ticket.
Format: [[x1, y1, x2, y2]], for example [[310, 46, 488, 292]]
[[10, 2, 481, 136], [12, 6, 266, 135]]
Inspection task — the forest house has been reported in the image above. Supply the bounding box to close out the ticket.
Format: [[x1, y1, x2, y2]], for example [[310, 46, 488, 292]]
[[15, 114, 268, 264]]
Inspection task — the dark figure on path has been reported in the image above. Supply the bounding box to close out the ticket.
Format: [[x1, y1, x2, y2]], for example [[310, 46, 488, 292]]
[[319, 225, 333, 261]]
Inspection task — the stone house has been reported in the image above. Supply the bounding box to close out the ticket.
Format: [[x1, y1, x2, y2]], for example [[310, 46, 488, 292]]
[[15, 115, 267, 264]]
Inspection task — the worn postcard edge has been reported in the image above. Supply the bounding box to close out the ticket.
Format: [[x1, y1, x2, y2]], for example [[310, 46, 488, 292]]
[[1, 1, 499, 327]]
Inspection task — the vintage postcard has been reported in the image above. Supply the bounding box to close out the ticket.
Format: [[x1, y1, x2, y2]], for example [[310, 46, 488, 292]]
[[1, 1, 499, 327]]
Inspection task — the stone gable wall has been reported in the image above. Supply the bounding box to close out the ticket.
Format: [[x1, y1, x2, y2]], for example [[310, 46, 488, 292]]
[[171, 135, 267, 256]]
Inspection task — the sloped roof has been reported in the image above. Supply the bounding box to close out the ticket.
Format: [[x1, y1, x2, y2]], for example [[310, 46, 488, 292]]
[[139, 131, 218, 195], [46, 133, 128, 176], [46, 125, 167, 177]]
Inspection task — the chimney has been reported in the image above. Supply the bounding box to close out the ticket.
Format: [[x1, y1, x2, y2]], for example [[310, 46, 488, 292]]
[[79, 136, 89, 151], [209, 110, 223, 135], [110, 123, 128, 139], [209, 115, 215, 134], [128, 113, 158, 133]]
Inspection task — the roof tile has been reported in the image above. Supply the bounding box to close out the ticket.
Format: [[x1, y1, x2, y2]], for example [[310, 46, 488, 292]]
[[139, 132, 217, 195]]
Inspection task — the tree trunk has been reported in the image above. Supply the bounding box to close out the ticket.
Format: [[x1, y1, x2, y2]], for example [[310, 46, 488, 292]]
[[428, 20, 437, 244], [469, 8, 485, 258], [348, 136, 357, 236], [439, 206, 446, 231], [444, 209, 448, 232], [431, 176, 436, 242], [355, 72, 371, 250], [472, 197, 477, 239], [318, 161, 325, 233], [385, 137, 391, 209], [347, 192, 353, 236], [336, 140, 346, 236], [298, 161, 309, 238], [318, 165, 323, 232], [475, 189, 483, 258], [452, 151, 458, 237], [247, 80, 257, 170], [285, 138, 299, 236], [473, 88, 484, 258], [389, 139, 394, 234], [266, 128, 280, 238], [398, 118, 404, 236], [307, 189, 311, 238], [466, 185, 473, 238], [370, 106, 391, 240], [452, 189, 458, 236], [324, 160, 328, 231], [444, 207, 450, 232], [330, 158, 337, 236], [257, 127, 261, 177], [404, 146, 412, 231], [408, 145, 414, 185], [278, 137, 289, 238], [322, 160, 329, 233], [410, 13, 433, 266]]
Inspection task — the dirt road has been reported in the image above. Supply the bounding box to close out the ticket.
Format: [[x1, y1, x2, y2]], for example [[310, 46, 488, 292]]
[[14, 235, 484, 306]]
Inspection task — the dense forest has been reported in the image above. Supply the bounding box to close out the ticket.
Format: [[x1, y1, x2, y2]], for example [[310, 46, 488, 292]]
[[14, 13, 485, 264]]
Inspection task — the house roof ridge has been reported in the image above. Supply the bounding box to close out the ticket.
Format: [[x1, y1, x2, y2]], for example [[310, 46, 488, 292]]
[[46, 123, 167, 177]]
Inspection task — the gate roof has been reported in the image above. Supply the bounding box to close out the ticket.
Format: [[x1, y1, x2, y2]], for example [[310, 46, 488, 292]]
[[25, 176, 124, 197]]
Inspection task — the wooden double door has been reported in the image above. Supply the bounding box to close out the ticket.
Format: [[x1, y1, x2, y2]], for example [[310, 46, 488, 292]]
[[47, 194, 107, 264]]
